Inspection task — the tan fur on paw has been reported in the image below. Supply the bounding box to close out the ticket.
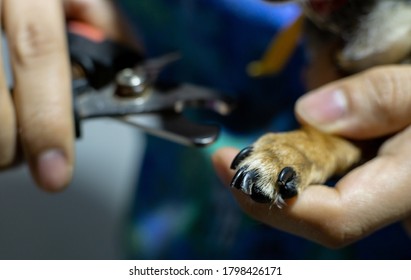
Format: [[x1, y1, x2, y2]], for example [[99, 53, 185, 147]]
[[231, 126, 361, 207]]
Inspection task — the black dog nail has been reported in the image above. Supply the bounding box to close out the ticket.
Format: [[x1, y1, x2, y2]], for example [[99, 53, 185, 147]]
[[250, 187, 272, 204], [230, 167, 246, 189], [230, 146, 253, 170], [240, 171, 254, 195], [277, 167, 298, 199]]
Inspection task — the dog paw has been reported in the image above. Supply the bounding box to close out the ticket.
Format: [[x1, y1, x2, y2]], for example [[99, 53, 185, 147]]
[[231, 145, 302, 207], [230, 140, 309, 207], [230, 127, 361, 207]]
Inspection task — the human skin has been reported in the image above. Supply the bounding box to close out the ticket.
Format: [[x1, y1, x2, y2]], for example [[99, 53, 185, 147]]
[[0, 0, 134, 191], [213, 16, 411, 246], [2, 0, 410, 247], [213, 58, 411, 247], [0, 0, 74, 191]]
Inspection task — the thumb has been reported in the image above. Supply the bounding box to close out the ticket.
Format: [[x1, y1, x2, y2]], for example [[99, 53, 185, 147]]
[[295, 66, 411, 139]]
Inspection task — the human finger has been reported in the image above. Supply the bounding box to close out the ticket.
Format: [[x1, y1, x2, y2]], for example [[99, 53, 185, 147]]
[[295, 66, 411, 139], [0, 48, 16, 167], [212, 131, 411, 248], [4, 0, 74, 191]]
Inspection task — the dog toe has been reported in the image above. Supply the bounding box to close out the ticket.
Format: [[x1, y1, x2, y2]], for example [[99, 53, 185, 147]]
[[231, 167, 273, 204], [229, 127, 360, 207], [230, 146, 253, 170], [277, 167, 298, 199]]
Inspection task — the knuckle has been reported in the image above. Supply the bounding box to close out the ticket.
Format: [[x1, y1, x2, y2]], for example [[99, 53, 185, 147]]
[[18, 110, 72, 153], [361, 66, 411, 125], [9, 20, 64, 67]]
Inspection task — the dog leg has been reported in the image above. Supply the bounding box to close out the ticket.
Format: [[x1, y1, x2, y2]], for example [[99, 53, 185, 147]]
[[230, 126, 360, 207]]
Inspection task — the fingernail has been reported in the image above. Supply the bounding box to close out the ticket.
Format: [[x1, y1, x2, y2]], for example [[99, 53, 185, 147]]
[[36, 149, 71, 191], [296, 88, 348, 131]]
